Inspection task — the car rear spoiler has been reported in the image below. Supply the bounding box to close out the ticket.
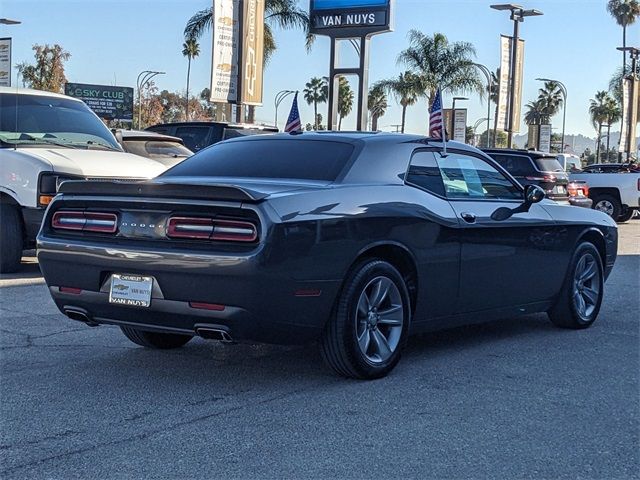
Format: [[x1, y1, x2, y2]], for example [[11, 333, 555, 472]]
[[57, 180, 269, 202]]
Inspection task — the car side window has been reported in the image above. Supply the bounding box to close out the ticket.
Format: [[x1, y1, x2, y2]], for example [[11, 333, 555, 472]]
[[406, 150, 445, 197], [436, 153, 522, 200]]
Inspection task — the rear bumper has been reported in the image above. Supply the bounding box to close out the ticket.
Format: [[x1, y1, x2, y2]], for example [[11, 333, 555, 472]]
[[37, 237, 342, 344], [568, 197, 593, 209]]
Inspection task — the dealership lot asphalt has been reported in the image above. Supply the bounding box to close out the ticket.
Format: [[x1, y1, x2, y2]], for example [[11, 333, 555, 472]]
[[1, 223, 638, 479]]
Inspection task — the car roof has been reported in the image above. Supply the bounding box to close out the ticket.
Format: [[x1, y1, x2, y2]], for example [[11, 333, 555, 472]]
[[147, 121, 279, 131], [118, 129, 184, 143], [482, 148, 558, 159], [0, 86, 80, 102]]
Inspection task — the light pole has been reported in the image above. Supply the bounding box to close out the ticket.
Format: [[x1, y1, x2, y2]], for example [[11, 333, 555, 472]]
[[473, 63, 493, 147], [451, 96, 468, 141], [274, 90, 295, 130], [491, 4, 543, 148], [536, 77, 567, 153], [136, 70, 165, 129]]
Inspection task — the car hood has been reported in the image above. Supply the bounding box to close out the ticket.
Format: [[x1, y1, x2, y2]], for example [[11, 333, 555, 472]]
[[26, 148, 168, 178]]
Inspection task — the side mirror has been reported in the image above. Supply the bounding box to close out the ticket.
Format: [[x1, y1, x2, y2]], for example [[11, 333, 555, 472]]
[[524, 184, 545, 205]]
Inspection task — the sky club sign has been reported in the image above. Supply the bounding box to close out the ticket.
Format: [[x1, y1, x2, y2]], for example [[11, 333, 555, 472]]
[[309, 0, 393, 37], [65, 83, 134, 121]]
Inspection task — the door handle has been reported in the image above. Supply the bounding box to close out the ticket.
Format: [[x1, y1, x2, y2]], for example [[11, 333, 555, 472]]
[[461, 212, 476, 224]]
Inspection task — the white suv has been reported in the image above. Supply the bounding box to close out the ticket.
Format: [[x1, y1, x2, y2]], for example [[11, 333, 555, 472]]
[[0, 87, 167, 272]]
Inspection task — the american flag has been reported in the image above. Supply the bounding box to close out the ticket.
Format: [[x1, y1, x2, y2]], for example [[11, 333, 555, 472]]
[[285, 92, 302, 133], [429, 88, 444, 139]]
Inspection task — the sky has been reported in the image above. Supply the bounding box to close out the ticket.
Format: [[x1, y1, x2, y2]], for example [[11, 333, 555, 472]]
[[1, 0, 637, 138]]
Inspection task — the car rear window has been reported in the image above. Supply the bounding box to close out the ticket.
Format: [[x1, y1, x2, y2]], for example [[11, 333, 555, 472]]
[[162, 139, 354, 182], [535, 157, 564, 172], [487, 154, 535, 176]]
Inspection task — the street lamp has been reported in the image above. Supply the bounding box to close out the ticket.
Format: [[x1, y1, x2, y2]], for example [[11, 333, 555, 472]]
[[536, 77, 567, 153], [473, 63, 493, 148], [451, 97, 468, 140], [491, 4, 543, 148], [274, 90, 295, 130], [136, 70, 165, 129], [0, 18, 21, 25]]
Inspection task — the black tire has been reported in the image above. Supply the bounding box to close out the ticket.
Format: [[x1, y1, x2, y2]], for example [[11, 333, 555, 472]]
[[320, 259, 411, 380], [592, 194, 621, 220], [548, 242, 604, 329], [617, 207, 634, 223], [120, 326, 193, 349], [0, 203, 24, 274]]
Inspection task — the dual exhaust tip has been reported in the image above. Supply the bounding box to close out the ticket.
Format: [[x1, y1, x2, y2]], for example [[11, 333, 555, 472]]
[[63, 308, 233, 343]]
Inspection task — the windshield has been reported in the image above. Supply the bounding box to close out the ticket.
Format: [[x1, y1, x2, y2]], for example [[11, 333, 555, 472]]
[[0, 93, 121, 150], [222, 127, 277, 140], [535, 157, 564, 172], [123, 139, 192, 165], [162, 139, 354, 182]]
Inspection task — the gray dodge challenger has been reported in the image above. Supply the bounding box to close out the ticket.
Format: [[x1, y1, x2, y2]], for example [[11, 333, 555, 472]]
[[37, 132, 618, 379]]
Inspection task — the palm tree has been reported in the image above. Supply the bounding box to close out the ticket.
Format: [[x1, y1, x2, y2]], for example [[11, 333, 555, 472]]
[[337, 76, 354, 130], [303, 77, 328, 130], [184, 1, 309, 64], [537, 81, 564, 119], [182, 38, 200, 121], [376, 72, 420, 133], [368, 84, 388, 131], [524, 98, 548, 126], [590, 91, 613, 162], [397, 31, 483, 111], [607, 0, 640, 75], [603, 95, 622, 160]]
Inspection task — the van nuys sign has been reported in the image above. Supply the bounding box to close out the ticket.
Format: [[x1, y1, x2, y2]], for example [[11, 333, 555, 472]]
[[309, 0, 393, 36], [65, 83, 134, 121]]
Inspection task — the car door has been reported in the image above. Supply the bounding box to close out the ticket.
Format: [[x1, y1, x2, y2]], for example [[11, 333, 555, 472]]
[[433, 149, 559, 313]]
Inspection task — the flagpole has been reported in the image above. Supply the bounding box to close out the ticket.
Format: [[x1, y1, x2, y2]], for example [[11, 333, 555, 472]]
[[440, 88, 447, 157]]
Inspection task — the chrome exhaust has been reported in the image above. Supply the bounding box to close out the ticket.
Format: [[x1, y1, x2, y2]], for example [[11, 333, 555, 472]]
[[195, 326, 233, 343], [63, 308, 99, 327]]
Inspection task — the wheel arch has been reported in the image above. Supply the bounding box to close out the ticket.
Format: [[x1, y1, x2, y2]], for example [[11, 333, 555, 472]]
[[350, 241, 419, 314], [589, 188, 622, 205], [575, 227, 606, 265]]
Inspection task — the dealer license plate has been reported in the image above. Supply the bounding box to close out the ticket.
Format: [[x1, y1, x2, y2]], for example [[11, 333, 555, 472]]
[[109, 274, 153, 308], [553, 185, 566, 194]]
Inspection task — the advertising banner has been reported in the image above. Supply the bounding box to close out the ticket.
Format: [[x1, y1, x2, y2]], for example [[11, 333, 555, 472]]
[[453, 108, 467, 143], [497, 35, 524, 133], [0, 38, 11, 87], [240, 0, 265, 105], [619, 77, 631, 153], [210, 0, 240, 103], [64, 83, 134, 121], [538, 124, 552, 153], [309, 0, 393, 36]]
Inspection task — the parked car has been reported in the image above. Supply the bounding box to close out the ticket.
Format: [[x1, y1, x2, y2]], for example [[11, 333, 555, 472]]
[[114, 129, 193, 166], [146, 121, 279, 152], [557, 153, 583, 172], [0, 87, 168, 273], [37, 133, 617, 379], [482, 148, 592, 208], [569, 164, 640, 222]]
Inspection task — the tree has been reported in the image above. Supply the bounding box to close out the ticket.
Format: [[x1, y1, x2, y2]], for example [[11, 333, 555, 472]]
[[367, 84, 388, 131], [607, 0, 640, 75], [537, 81, 564, 119], [524, 98, 549, 125], [397, 31, 483, 111], [184, 1, 309, 64], [478, 129, 507, 148], [337, 77, 354, 130], [376, 72, 420, 133], [465, 126, 475, 145], [303, 77, 328, 130], [182, 38, 200, 121], [590, 91, 614, 162], [16, 44, 70, 93]]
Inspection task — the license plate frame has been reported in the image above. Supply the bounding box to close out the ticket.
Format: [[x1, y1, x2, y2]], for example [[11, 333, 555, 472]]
[[553, 185, 566, 194], [109, 274, 153, 308]]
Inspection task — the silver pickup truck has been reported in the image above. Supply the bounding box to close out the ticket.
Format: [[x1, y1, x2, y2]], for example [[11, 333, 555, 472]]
[[568, 163, 640, 223]]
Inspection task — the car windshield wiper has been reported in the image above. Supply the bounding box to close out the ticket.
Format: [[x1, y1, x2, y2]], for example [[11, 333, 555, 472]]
[[83, 141, 122, 152], [13, 134, 80, 149]]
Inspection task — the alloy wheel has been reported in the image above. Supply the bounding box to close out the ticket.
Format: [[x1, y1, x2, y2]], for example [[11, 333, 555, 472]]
[[572, 253, 601, 319], [594, 200, 614, 216], [355, 276, 404, 364]]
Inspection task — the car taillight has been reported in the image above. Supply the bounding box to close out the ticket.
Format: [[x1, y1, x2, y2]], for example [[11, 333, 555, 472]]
[[166, 217, 257, 242], [52, 211, 118, 233], [526, 175, 556, 182]]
